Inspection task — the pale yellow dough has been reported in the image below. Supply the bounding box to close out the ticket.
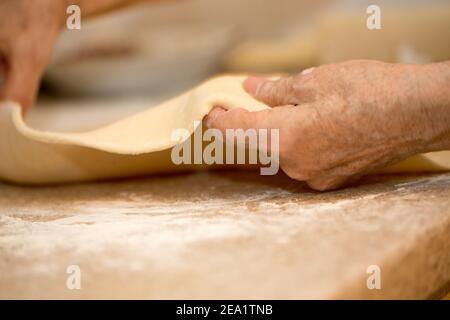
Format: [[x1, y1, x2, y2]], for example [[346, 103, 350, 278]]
[[0, 75, 449, 185]]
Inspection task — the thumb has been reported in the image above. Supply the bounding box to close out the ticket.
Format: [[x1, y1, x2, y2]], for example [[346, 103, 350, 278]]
[[204, 106, 294, 152], [205, 106, 289, 133], [243, 75, 299, 107]]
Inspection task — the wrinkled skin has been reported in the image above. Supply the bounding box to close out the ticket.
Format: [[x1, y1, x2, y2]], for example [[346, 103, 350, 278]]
[[205, 60, 450, 191]]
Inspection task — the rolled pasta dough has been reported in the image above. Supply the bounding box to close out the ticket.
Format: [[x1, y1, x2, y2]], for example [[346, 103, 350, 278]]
[[0, 76, 449, 184]]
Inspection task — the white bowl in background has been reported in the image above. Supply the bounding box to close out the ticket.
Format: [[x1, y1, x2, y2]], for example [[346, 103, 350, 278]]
[[45, 11, 235, 97]]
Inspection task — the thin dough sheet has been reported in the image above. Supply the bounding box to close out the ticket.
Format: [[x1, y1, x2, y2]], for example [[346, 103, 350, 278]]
[[0, 76, 449, 184]]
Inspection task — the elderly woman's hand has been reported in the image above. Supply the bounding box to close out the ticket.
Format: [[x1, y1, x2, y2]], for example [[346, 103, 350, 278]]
[[0, 0, 66, 113], [206, 60, 450, 190], [0, 0, 149, 114]]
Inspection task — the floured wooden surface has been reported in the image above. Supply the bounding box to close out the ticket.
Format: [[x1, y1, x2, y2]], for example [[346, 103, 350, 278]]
[[0, 171, 449, 299]]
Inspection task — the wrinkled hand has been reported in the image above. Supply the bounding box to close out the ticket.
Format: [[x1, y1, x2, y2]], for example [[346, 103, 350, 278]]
[[206, 60, 448, 191], [0, 0, 65, 113]]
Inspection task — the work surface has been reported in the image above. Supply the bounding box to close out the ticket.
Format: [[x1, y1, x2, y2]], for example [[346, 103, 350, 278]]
[[0, 171, 449, 299]]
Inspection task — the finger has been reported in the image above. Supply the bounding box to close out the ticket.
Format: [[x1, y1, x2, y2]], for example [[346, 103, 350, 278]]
[[0, 55, 42, 115], [204, 106, 294, 153], [243, 76, 300, 107], [204, 106, 228, 129], [205, 106, 290, 133]]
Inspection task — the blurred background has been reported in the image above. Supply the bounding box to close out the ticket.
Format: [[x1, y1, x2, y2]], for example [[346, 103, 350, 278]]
[[31, 0, 450, 130]]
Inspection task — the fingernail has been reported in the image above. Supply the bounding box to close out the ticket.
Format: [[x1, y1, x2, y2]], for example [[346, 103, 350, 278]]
[[243, 76, 265, 95], [205, 107, 226, 128], [301, 67, 315, 75]]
